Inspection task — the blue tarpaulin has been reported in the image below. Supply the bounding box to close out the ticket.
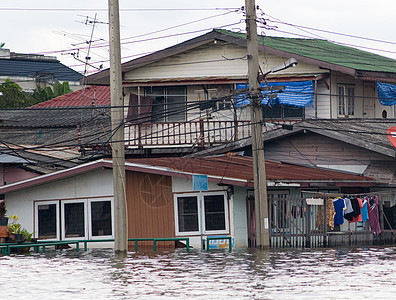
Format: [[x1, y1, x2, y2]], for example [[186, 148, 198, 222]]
[[377, 82, 396, 106], [235, 80, 314, 108]]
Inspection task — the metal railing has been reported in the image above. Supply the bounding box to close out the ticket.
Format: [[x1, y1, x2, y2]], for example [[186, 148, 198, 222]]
[[0, 237, 190, 255], [125, 120, 251, 147]]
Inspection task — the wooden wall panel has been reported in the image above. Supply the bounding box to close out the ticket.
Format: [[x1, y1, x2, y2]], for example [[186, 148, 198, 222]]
[[265, 132, 387, 165], [125, 171, 174, 239]]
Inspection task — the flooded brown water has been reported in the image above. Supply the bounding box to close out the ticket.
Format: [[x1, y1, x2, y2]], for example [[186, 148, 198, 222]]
[[1, 246, 396, 299]]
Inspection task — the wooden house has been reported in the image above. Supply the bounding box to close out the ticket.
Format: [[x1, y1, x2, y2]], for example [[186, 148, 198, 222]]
[[0, 155, 376, 249], [85, 29, 396, 155]]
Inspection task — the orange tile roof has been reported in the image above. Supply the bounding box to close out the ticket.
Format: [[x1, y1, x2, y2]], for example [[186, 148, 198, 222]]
[[30, 85, 110, 108]]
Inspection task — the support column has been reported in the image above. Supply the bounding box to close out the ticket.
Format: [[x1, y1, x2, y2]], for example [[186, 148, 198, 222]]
[[245, 0, 270, 248], [109, 0, 127, 252]]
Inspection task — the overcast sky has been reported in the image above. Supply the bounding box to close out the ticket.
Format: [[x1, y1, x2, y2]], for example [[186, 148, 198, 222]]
[[1, 0, 395, 75]]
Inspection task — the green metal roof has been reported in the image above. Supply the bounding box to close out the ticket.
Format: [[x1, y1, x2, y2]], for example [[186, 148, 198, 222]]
[[214, 29, 396, 73]]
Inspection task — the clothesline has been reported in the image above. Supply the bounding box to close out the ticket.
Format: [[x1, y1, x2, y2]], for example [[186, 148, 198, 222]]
[[301, 190, 396, 198]]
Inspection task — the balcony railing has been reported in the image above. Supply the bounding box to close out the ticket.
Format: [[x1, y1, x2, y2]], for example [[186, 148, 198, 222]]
[[125, 120, 252, 148]]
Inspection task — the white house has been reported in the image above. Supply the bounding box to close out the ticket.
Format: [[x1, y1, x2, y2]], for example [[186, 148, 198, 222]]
[[0, 155, 376, 249]]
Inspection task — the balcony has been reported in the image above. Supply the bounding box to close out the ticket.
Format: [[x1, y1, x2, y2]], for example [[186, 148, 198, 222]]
[[125, 120, 252, 148]]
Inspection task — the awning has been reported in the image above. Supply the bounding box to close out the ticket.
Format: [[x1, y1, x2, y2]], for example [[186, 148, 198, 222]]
[[235, 80, 314, 108], [377, 81, 396, 106]]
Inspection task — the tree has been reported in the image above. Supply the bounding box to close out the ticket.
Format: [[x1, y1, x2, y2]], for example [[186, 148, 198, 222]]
[[0, 79, 34, 108], [32, 81, 72, 103], [0, 79, 73, 108]]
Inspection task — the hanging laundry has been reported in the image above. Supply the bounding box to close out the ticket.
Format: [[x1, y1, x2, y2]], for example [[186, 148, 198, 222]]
[[343, 198, 354, 215], [351, 198, 364, 223], [344, 198, 361, 221], [333, 198, 346, 227], [361, 199, 370, 223], [369, 196, 381, 235]]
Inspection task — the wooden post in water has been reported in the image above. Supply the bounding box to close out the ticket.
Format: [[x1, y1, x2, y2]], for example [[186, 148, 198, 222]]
[[109, 0, 127, 253], [245, 0, 270, 249]]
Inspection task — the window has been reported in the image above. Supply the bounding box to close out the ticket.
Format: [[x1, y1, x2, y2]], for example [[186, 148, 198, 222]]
[[35, 201, 59, 240], [174, 192, 228, 235], [91, 201, 112, 237], [338, 84, 355, 116], [204, 195, 226, 231], [263, 101, 304, 119], [177, 196, 199, 232], [62, 201, 88, 239], [35, 198, 113, 240], [145, 86, 187, 122]]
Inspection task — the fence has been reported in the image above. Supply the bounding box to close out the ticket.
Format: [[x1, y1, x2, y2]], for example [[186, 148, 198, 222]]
[[125, 120, 251, 147], [269, 194, 396, 248]]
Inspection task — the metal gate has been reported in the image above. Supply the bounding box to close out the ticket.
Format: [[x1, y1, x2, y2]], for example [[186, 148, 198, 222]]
[[269, 196, 327, 248]]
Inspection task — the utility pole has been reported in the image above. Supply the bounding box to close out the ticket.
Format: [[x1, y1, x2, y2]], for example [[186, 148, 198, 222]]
[[245, 0, 270, 248], [108, 0, 127, 252]]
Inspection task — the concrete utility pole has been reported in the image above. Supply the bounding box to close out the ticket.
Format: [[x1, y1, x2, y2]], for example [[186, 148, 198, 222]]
[[108, 0, 127, 252], [245, 0, 270, 248]]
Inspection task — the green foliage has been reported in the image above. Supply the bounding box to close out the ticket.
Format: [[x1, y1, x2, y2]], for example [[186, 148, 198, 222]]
[[0, 79, 73, 108], [33, 81, 71, 103], [21, 228, 34, 241], [7, 215, 23, 234], [0, 79, 34, 108]]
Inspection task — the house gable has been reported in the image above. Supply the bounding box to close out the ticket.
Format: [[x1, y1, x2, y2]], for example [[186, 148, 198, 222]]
[[123, 42, 323, 84], [86, 29, 396, 85]]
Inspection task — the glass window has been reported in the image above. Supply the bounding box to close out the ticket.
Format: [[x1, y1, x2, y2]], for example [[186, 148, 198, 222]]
[[145, 86, 187, 122], [338, 84, 355, 116], [263, 101, 304, 119], [167, 87, 186, 122], [91, 201, 112, 236], [64, 202, 85, 238], [36, 198, 113, 240], [204, 195, 226, 231], [177, 196, 199, 232], [37, 203, 57, 239], [175, 192, 228, 235], [347, 87, 354, 115]]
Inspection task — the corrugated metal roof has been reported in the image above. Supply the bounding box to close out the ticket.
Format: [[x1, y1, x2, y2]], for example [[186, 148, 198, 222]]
[[216, 29, 396, 73], [0, 107, 110, 128], [0, 59, 82, 82], [127, 155, 375, 183], [0, 155, 376, 195], [31, 86, 110, 108]]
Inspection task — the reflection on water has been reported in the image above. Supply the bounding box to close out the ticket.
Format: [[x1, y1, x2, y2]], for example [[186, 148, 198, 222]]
[[1, 246, 396, 299]]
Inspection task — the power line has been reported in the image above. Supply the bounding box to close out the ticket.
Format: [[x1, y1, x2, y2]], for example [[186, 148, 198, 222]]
[[0, 7, 240, 12], [264, 16, 396, 46]]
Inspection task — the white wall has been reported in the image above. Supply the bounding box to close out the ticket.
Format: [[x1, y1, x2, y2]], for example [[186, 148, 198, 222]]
[[172, 176, 248, 248], [5, 169, 113, 234], [124, 43, 325, 82]]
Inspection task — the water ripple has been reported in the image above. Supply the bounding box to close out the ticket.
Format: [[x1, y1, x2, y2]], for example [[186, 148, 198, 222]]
[[1, 246, 396, 299]]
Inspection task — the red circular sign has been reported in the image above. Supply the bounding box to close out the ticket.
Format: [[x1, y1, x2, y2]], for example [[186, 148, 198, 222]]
[[387, 126, 396, 148]]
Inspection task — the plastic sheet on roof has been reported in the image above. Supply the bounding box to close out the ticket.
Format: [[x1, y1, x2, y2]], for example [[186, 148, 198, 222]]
[[377, 82, 396, 106], [235, 80, 314, 108]]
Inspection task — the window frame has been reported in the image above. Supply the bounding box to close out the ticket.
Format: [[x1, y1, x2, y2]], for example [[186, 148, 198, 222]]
[[174, 191, 229, 236], [145, 86, 187, 122], [61, 200, 89, 240], [88, 198, 114, 240], [34, 200, 60, 241], [35, 198, 114, 241], [338, 84, 355, 117]]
